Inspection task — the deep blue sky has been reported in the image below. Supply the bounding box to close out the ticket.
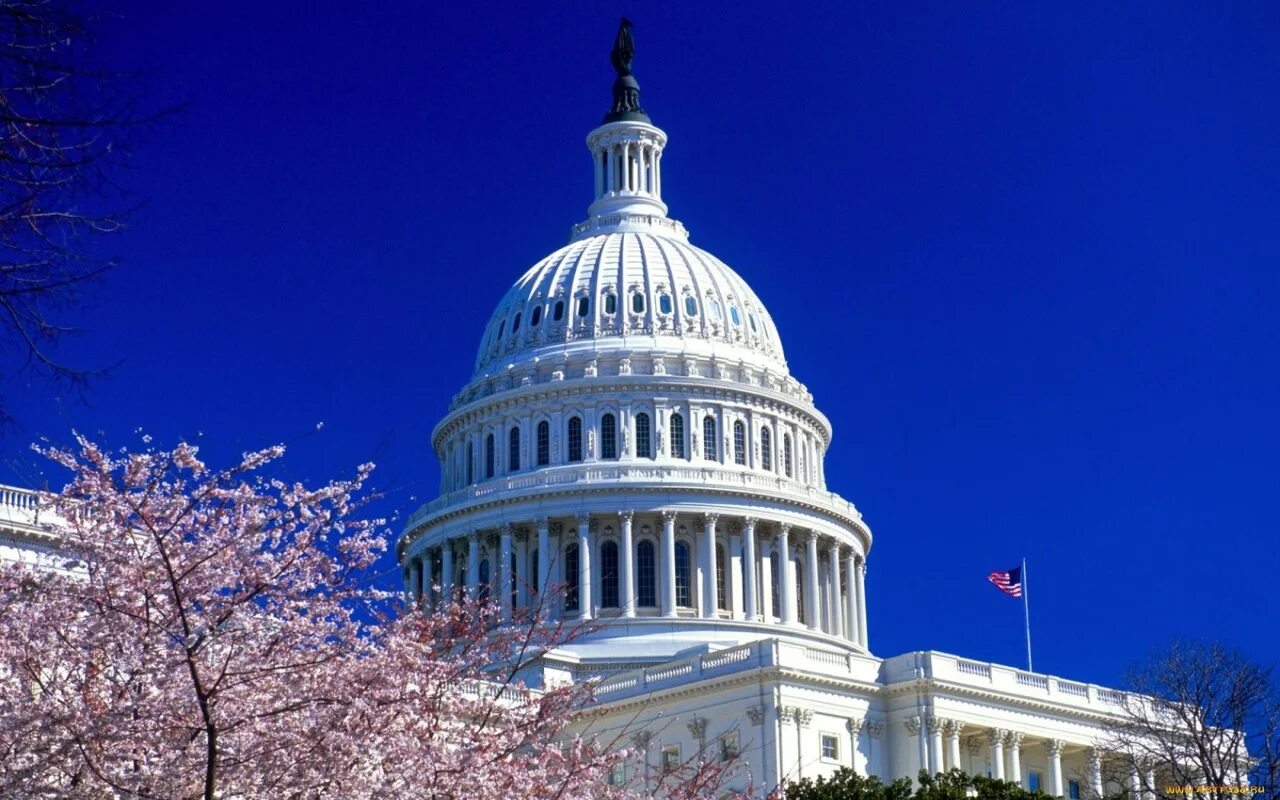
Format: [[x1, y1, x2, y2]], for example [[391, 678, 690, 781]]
[[3, 2, 1278, 687]]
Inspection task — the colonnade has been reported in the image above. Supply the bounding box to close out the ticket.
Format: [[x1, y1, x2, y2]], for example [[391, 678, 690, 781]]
[[404, 510, 869, 648]]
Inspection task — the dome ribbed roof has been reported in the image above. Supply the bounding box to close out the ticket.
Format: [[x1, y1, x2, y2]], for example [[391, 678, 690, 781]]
[[472, 230, 786, 380]]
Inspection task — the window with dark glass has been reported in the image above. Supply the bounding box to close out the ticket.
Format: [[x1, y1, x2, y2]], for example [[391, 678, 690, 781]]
[[684, 296, 698, 316], [576, 296, 589, 317], [636, 540, 656, 606], [784, 434, 793, 478], [530, 549, 539, 596], [536, 421, 549, 466], [631, 292, 645, 314], [466, 442, 474, 484], [675, 541, 692, 607], [716, 543, 726, 610], [658, 294, 672, 314], [1069, 782, 1081, 800], [604, 292, 617, 314], [508, 426, 520, 472], [601, 413, 617, 460], [553, 300, 564, 321], [795, 560, 805, 624], [703, 416, 717, 461], [485, 433, 495, 478], [761, 427, 772, 471], [496, 320, 505, 340], [669, 413, 685, 459], [730, 306, 741, 326], [635, 412, 652, 459], [733, 421, 746, 465], [748, 312, 758, 332], [600, 541, 619, 608], [511, 553, 518, 607], [512, 312, 521, 332], [564, 544, 579, 611], [478, 558, 490, 602], [821, 734, 839, 761], [770, 555, 780, 618], [567, 416, 583, 462], [531, 305, 542, 326]]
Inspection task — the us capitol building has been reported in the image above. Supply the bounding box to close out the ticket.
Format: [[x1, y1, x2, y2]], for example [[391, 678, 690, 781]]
[[391, 22, 1153, 799]]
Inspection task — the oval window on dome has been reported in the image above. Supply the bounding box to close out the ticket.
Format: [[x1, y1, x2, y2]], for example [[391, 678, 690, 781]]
[[684, 296, 698, 316], [658, 294, 672, 314], [577, 296, 589, 317], [512, 312, 521, 332], [730, 306, 741, 326], [631, 293, 645, 314], [604, 292, 617, 314], [531, 305, 542, 327], [710, 299, 722, 321], [748, 312, 757, 332], [553, 300, 564, 321]]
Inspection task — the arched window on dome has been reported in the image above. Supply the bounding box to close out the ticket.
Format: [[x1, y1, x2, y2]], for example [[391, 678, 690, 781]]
[[604, 292, 617, 314], [567, 417, 583, 463], [531, 305, 542, 327], [748, 312, 758, 333], [485, 434, 495, 479], [733, 421, 747, 465], [466, 442, 474, 485], [658, 293, 672, 314], [730, 306, 741, 326], [674, 541, 692, 608], [636, 540, 656, 607], [631, 292, 645, 314], [564, 544, 579, 612], [576, 296, 589, 318], [478, 558, 491, 603], [710, 299, 722, 321], [703, 416, 717, 461], [783, 434, 793, 478], [496, 320, 505, 341], [553, 299, 565, 321], [536, 421, 549, 466], [600, 540, 619, 608], [512, 312, 521, 333], [761, 427, 773, 472], [601, 413, 617, 460], [684, 296, 698, 316], [635, 412, 652, 459], [669, 413, 685, 459], [715, 543, 727, 611], [508, 426, 520, 472]]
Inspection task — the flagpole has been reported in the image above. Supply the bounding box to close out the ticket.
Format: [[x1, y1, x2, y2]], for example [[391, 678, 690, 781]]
[[1022, 556, 1033, 672]]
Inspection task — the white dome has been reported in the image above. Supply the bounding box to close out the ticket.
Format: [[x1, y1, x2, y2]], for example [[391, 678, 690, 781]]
[[473, 230, 787, 380]]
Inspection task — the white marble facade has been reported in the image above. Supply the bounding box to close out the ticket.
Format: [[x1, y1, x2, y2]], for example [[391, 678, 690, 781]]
[[395, 59, 1147, 797]]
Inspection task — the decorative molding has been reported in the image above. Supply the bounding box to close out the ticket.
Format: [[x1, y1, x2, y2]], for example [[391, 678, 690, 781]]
[[746, 705, 765, 726], [906, 716, 923, 736], [847, 717, 863, 736], [686, 717, 707, 741], [630, 731, 651, 749], [1005, 731, 1024, 749], [1047, 739, 1065, 757], [988, 728, 1007, 746], [865, 720, 883, 739]]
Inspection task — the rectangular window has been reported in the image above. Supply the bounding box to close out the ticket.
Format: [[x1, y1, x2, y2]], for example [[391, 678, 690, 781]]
[[820, 733, 839, 761], [1029, 771, 1042, 792], [635, 412, 652, 459], [568, 417, 583, 463], [608, 764, 626, 786], [720, 732, 738, 762], [536, 422, 549, 466], [661, 745, 680, 773], [1069, 781, 1081, 800]]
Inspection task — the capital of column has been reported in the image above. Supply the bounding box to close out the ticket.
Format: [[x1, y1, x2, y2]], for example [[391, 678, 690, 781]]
[[943, 719, 965, 738], [865, 720, 883, 739], [988, 728, 1008, 746], [661, 510, 678, 523], [743, 516, 758, 532], [536, 516, 550, 531], [778, 523, 792, 536], [619, 510, 634, 523], [703, 512, 719, 526], [805, 529, 819, 544], [1004, 731, 1024, 748], [686, 717, 708, 740], [1086, 747, 1103, 768], [1047, 739, 1065, 757], [925, 715, 943, 735], [499, 523, 513, 536], [847, 717, 863, 735], [575, 513, 590, 526], [905, 716, 923, 736]]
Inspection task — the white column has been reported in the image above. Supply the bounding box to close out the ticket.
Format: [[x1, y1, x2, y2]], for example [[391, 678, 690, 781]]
[[759, 534, 775, 621], [536, 517, 551, 607], [594, 148, 604, 198], [515, 531, 530, 609], [466, 533, 480, 601], [576, 514, 592, 620], [660, 510, 677, 617], [945, 720, 964, 772], [927, 717, 944, 775], [844, 549, 859, 642], [778, 524, 796, 625], [606, 142, 616, 194], [1143, 767, 1156, 800], [855, 555, 869, 647], [654, 149, 662, 197], [1086, 749, 1104, 798], [804, 531, 820, 631], [700, 514, 718, 618], [441, 539, 454, 606], [742, 518, 759, 621], [827, 540, 843, 636], [989, 730, 1006, 781], [1129, 767, 1142, 800], [620, 511, 636, 617], [1048, 740, 1065, 797], [499, 524, 513, 622], [1006, 732, 1023, 786], [729, 531, 744, 620]]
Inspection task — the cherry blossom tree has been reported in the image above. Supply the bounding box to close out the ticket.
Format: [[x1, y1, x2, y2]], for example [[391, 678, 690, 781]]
[[0, 435, 735, 799]]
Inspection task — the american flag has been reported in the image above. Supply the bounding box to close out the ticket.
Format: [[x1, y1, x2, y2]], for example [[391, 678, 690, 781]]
[[988, 566, 1023, 598]]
